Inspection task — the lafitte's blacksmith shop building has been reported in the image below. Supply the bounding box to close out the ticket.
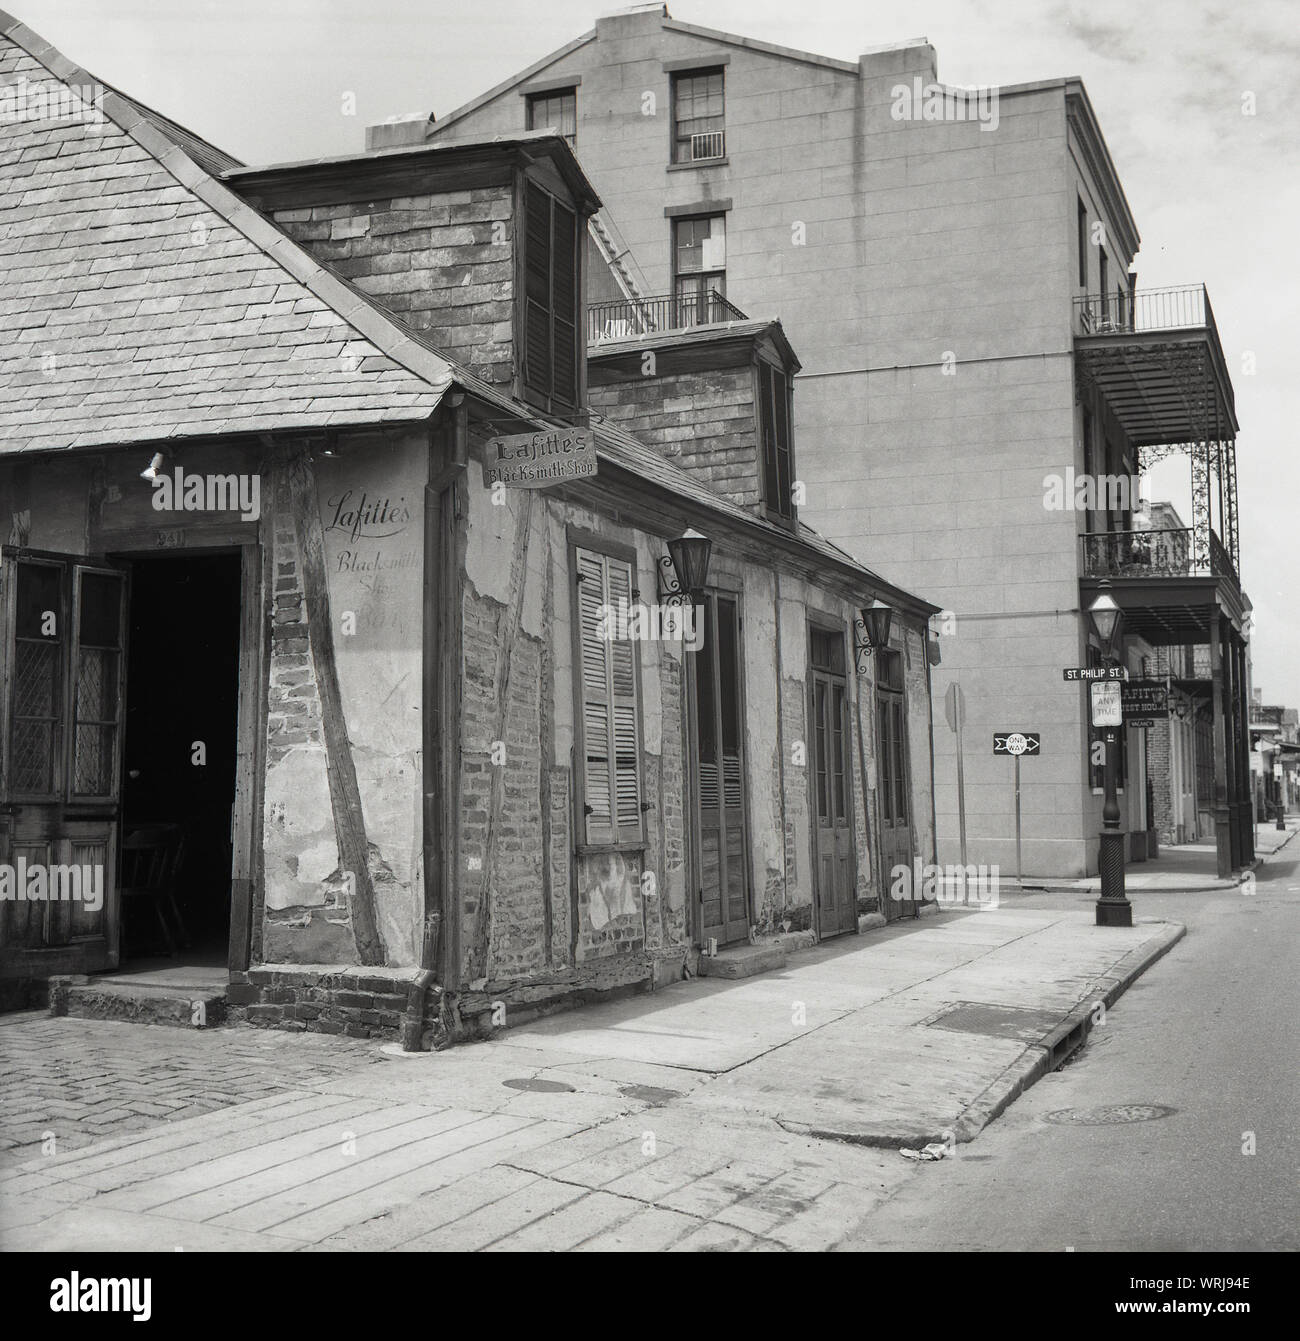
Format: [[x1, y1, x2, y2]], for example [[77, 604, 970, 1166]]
[[0, 14, 940, 1042]]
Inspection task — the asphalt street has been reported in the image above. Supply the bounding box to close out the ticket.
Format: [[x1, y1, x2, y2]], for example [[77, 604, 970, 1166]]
[[839, 848, 1300, 1251]]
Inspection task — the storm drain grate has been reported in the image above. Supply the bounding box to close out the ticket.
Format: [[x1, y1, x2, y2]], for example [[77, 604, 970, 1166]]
[[925, 1002, 1066, 1042], [1043, 1104, 1176, 1125], [502, 1077, 575, 1093]]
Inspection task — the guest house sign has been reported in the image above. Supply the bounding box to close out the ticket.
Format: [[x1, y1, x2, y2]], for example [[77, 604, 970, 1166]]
[[484, 428, 596, 488]]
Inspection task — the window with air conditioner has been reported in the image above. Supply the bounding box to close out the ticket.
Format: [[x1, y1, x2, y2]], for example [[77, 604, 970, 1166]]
[[671, 68, 725, 163]]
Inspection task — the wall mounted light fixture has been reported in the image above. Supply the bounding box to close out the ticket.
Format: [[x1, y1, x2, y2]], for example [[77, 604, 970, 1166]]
[[658, 528, 712, 608], [853, 599, 894, 675]]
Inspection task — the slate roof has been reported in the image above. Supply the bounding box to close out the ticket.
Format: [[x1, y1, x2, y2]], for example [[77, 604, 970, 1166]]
[[0, 12, 453, 455], [0, 14, 935, 613]]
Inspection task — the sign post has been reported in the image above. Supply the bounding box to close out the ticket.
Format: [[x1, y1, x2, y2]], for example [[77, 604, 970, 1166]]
[[993, 732, 1039, 888]]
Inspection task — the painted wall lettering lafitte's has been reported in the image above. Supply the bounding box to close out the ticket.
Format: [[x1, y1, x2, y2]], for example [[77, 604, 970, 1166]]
[[324, 488, 411, 544]]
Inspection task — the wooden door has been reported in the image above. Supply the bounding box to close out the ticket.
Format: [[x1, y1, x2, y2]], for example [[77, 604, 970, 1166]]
[[1, 550, 127, 980], [876, 647, 914, 920], [691, 592, 749, 948], [811, 663, 856, 937]]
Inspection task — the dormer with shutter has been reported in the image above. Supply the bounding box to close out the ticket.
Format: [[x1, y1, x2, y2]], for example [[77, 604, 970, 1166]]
[[228, 133, 600, 414], [585, 318, 802, 527]]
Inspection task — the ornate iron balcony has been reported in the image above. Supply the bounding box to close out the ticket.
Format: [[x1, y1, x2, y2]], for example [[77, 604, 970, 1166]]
[[1081, 526, 1239, 587]]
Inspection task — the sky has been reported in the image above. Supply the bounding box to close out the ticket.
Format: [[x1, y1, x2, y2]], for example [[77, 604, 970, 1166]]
[[11, 0, 1299, 706]]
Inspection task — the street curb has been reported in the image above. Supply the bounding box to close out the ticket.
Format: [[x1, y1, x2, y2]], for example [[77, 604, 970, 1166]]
[[779, 919, 1187, 1151], [951, 919, 1186, 1143]]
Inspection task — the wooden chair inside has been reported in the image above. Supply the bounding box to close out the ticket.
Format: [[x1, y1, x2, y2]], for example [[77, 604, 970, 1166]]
[[120, 823, 189, 957]]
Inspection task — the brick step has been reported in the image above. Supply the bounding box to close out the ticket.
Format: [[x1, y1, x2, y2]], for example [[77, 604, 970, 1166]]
[[50, 977, 227, 1028], [696, 942, 787, 979]]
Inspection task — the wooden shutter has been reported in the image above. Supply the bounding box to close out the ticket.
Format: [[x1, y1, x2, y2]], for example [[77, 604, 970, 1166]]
[[758, 363, 794, 520], [772, 369, 792, 516], [575, 547, 642, 845], [552, 199, 578, 405], [522, 182, 579, 408], [524, 181, 552, 398]]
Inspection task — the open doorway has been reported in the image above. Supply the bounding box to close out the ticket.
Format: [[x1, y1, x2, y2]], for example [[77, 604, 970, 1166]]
[[119, 552, 242, 967]]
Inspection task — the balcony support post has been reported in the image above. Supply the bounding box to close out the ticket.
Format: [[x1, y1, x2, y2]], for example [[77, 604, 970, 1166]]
[[1209, 610, 1232, 879]]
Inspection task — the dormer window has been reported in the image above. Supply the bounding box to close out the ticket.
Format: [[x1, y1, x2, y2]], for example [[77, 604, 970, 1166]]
[[522, 179, 580, 411], [758, 361, 794, 523]]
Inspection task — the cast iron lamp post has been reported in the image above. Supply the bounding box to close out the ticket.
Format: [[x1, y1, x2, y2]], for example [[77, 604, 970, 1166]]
[[1088, 587, 1133, 927]]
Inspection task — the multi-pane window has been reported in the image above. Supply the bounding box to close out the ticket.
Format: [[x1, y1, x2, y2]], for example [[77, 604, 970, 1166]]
[[574, 546, 643, 846], [1098, 248, 1109, 317], [525, 88, 577, 146], [522, 180, 579, 410], [671, 68, 725, 162], [672, 214, 726, 325], [757, 361, 794, 523], [4, 555, 125, 802]]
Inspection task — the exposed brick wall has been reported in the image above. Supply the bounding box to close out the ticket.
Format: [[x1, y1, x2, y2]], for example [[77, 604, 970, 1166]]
[[657, 652, 688, 947], [261, 463, 355, 963], [587, 367, 762, 509], [227, 967, 411, 1040], [266, 484, 324, 766], [458, 584, 548, 982], [1148, 718, 1174, 842], [272, 189, 514, 385]]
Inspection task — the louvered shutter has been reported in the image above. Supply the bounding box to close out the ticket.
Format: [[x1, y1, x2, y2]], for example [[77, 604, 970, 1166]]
[[772, 370, 793, 516], [575, 548, 642, 845], [552, 199, 578, 405], [522, 182, 579, 407], [524, 181, 552, 397]]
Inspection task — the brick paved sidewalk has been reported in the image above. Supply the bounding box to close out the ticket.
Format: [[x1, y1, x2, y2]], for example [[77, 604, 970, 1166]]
[[0, 1011, 381, 1165]]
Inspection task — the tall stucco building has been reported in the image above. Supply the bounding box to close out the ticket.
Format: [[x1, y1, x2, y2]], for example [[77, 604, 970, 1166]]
[[370, 3, 1253, 878]]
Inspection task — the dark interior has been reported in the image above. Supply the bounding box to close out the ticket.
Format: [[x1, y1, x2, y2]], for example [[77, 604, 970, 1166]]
[[120, 552, 241, 961]]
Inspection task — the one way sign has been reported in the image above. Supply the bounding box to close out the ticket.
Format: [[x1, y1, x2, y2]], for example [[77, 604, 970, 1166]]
[[993, 732, 1040, 756]]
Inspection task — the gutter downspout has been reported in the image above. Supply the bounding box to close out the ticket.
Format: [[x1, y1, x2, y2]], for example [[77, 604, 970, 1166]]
[[403, 394, 468, 1051]]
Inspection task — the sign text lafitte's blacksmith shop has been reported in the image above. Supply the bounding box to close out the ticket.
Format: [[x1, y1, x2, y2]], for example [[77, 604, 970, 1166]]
[[485, 428, 596, 488]]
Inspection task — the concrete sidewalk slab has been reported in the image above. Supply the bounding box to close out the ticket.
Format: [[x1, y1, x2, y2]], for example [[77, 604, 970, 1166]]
[[1, 903, 1187, 1251], [489, 906, 1184, 1146]]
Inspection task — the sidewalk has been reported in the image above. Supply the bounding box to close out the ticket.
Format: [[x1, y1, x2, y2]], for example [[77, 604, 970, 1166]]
[[0, 903, 1184, 1251], [1022, 816, 1298, 894]]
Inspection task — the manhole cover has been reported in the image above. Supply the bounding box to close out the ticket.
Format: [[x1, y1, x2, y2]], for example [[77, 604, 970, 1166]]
[[1043, 1104, 1176, 1125], [618, 1084, 682, 1105], [927, 1002, 1064, 1042], [502, 1077, 575, 1093]]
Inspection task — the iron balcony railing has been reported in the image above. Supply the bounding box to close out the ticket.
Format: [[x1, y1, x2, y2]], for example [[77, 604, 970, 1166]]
[[587, 290, 747, 343], [1073, 284, 1216, 336], [1073, 283, 1233, 422], [1081, 526, 1239, 586]]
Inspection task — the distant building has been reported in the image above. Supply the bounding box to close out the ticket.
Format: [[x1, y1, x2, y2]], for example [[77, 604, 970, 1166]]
[[379, 3, 1255, 879]]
